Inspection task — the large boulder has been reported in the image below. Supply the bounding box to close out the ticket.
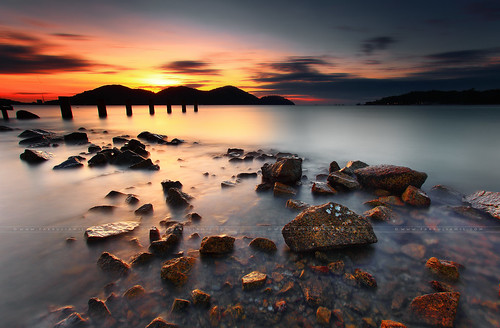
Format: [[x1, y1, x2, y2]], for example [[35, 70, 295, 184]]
[[282, 202, 377, 252], [410, 292, 460, 328], [354, 165, 427, 194], [262, 157, 302, 185], [199, 235, 235, 255], [16, 110, 40, 120], [20, 149, 50, 163], [464, 190, 500, 219]]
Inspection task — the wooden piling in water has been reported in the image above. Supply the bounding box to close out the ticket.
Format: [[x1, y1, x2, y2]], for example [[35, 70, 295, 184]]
[[194, 102, 198, 112], [0, 105, 12, 120], [149, 99, 155, 115], [59, 97, 73, 120], [182, 103, 186, 113], [167, 103, 172, 114], [97, 99, 107, 118], [126, 99, 133, 116]]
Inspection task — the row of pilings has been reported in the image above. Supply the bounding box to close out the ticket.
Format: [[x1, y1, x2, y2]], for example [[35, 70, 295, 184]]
[[59, 97, 199, 120]]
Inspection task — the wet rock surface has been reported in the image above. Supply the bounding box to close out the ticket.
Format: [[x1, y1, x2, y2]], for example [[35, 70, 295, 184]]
[[354, 165, 428, 194], [327, 171, 360, 191], [410, 292, 460, 328], [97, 252, 130, 276], [285, 199, 310, 211], [402, 185, 431, 207], [464, 190, 500, 219], [425, 257, 460, 281], [199, 235, 235, 255], [262, 157, 302, 185], [16, 110, 40, 120], [242, 271, 267, 290], [160, 256, 196, 287], [53, 156, 84, 169], [282, 202, 377, 251], [85, 221, 140, 241], [249, 237, 277, 253], [20, 149, 50, 163], [166, 188, 191, 207]]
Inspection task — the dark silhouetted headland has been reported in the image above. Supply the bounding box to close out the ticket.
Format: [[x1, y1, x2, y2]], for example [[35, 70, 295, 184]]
[[365, 89, 500, 105]]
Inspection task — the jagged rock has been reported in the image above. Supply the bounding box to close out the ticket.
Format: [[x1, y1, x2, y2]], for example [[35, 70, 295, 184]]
[[354, 165, 427, 194], [354, 269, 377, 288], [191, 289, 211, 306], [112, 136, 129, 144], [88, 144, 101, 153], [171, 299, 190, 313], [97, 252, 130, 276], [381, 320, 407, 328], [249, 237, 277, 253], [242, 271, 267, 290], [112, 150, 145, 166], [209, 306, 222, 327], [282, 202, 377, 252], [316, 306, 331, 325], [364, 206, 394, 221], [160, 256, 196, 286], [312, 182, 337, 195], [327, 171, 360, 190], [20, 149, 49, 163], [166, 188, 191, 207], [161, 179, 183, 192], [87, 297, 110, 320], [123, 285, 145, 301], [274, 182, 296, 196], [137, 131, 167, 143], [88, 153, 107, 166], [150, 227, 161, 242], [53, 156, 84, 169], [199, 235, 235, 255], [145, 317, 178, 328], [262, 157, 302, 185], [165, 223, 183, 237], [125, 194, 139, 204], [186, 212, 202, 221], [135, 203, 153, 215], [346, 160, 369, 170], [285, 199, 310, 211], [329, 161, 340, 173], [16, 110, 40, 120], [121, 139, 149, 157], [149, 234, 179, 256], [64, 132, 88, 144], [129, 158, 159, 170], [410, 292, 460, 328], [130, 252, 154, 267], [464, 190, 500, 219], [227, 148, 244, 156], [425, 257, 460, 281], [402, 185, 431, 207], [53, 312, 88, 328], [105, 190, 125, 198], [85, 221, 139, 241]]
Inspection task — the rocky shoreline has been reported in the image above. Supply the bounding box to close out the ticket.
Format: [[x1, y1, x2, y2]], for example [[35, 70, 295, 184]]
[[2, 124, 500, 327]]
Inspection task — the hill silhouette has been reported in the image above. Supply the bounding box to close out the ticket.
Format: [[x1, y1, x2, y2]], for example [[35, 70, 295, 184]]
[[365, 89, 500, 105], [42, 85, 294, 105]]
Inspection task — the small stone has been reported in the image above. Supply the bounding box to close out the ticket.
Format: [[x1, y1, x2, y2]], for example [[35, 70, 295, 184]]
[[97, 252, 130, 276], [125, 194, 139, 204], [312, 182, 338, 195], [425, 257, 460, 281], [135, 203, 153, 215], [328, 261, 345, 275], [145, 317, 178, 328], [343, 273, 357, 286], [88, 144, 101, 153], [410, 292, 460, 328], [249, 237, 277, 253], [381, 320, 407, 328], [221, 180, 237, 188], [171, 299, 190, 313], [105, 190, 125, 198], [316, 306, 331, 325], [275, 300, 287, 313], [130, 252, 154, 267], [285, 199, 310, 211], [278, 281, 294, 295], [402, 185, 431, 207], [364, 206, 394, 221], [274, 182, 296, 196], [354, 269, 377, 288], [191, 289, 211, 306], [237, 172, 258, 179], [242, 271, 267, 290], [186, 212, 202, 221], [53, 156, 84, 169], [149, 227, 161, 242], [199, 235, 235, 255], [160, 256, 196, 287], [123, 285, 145, 301]]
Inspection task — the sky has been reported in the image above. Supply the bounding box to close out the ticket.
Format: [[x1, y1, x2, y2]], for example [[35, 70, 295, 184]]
[[1, 0, 500, 104]]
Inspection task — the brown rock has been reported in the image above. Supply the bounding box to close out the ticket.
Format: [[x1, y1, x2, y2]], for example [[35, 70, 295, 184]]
[[282, 202, 377, 252], [262, 157, 302, 185], [402, 185, 431, 207], [464, 190, 500, 219], [171, 298, 190, 313], [134, 203, 153, 215], [166, 188, 191, 208], [364, 206, 394, 221], [410, 292, 460, 328], [160, 256, 196, 286], [123, 285, 145, 301], [209, 306, 222, 327], [316, 306, 331, 325], [328, 260, 345, 275], [97, 252, 130, 276], [255, 183, 273, 192], [346, 160, 369, 170], [362, 317, 377, 328], [242, 271, 267, 290], [186, 212, 202, 221], [430, 280, 456, 293], [425, 257, 460, 281], [191, 289, 211, 306], [327, 171, 360, 190], [161, 179, 182, 192], [274, 182, 297, 196], [401, 243, 426, 260], [88, 297, 111, 320], [286, 199, 310, 211], [354, 269, 377, 288], [299, 280, 325, 306], [20, 149, 50, 163], [199, 235, 235, 255], [312, 182, 338, 195], [354, 165, 427, 194], [145, 317, 178, 328], [249, 237, 277, 253], [377, 196, 405, 206], [329, 161, 341, 173], [130, 252, 154, 267], [381, 320, 407, 328], [278, 281, 294, 295], [149, 234, 179, 256], [149, 227, 161, 242]]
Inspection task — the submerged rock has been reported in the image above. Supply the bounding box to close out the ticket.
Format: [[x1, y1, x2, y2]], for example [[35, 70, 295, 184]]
[[16, 110, 40, 120], [237, 172, 258, 179], [88, 153, 107, 167], [354, 269, 377, 288], [354, 165, 427, 194], [137, 131, 167, 143], [134, 203, 153, 215], [112, 149, 145, 166], [85, 221, 140, 241], [282, 202, 377, 252], [363, 206, 394, 221], [402, 185, 431, 207], [425, 257, 460, 281], [262, 157, 302, 185], [171, 298, 190, 313], [199, 235, 235, 255], [87, 297, 111, 320], [53, 156, 84, 169], [160, 256, 196, 287], [149, 234, 179, 256], [242, 271, 267, 290], [53, 312, 88, 328], [97, 252, 130, 276], [88, 144, 101, 153], [464, 190, 500, 219], [166, 188, 191, 208], [20, 149, 50, 163], [316, 306, 331, 325], [161, 179, 183, 192], [105, 190, 126, 198], [285, 199, 310, 211], [0, 125, 14, 132], [409, 292, 460, 328], [249, 237, 277, 253]]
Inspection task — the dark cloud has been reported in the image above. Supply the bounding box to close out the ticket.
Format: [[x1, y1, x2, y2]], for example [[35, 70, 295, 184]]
[[268, 56, 333, 73], [160, 60, 220, 75], [424, 48, 500, 66], [466, 1, 500, 21], [361, 36, 397, 55], [0, 31, 39, 42], [0, 43, 95, 74], [51, 33, 90, 41]]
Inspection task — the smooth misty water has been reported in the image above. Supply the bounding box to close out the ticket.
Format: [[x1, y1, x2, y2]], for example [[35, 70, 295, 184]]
[[0, 105, 499, 327]]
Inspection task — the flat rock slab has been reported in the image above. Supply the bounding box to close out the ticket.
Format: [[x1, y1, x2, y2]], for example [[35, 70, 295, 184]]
[[282, 202, 377, 252], [464, 190, 500, 219], [410, 292, 460, 328], [85, 221, 140, 241], [199, 235, 235, 255], [354, 165, 427, 194]]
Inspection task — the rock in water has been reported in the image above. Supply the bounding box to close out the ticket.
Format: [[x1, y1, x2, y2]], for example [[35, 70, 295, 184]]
[[464, 190, 500, 219], [85, 221, 140, 241], [129, 158, 159, 170], [64, 132, 88, 144], [134, 203, 153, 215], [282, 202, 377, 252], [425, 257, 460, 281], [262, 157, 302, 185], [87, 297, 111, 320], [410, 292, 460, 328], [311, 182, 337, 195], [166, 188, 191, 208], [249, 237, 277, 253], [161, 179, 183, 192], [402, 185, 431, 207], [16, 110, 40, 120], [53, 156, 84, 169], [327, 171, 360, 191], [97, 252, 130, 276], [149, 234, 179, 256], [354, 165, 427, 194], [285, 199, 310, 211], [160, 256, 196, 287], [199, 235, 235, 255], [20, 149, 49, 163], [145, 317, 178, 328], [242, 271, 267, 290]]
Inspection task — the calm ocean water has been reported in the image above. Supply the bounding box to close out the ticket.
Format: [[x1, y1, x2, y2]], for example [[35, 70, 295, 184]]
[[0, 104, 499, 327]]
